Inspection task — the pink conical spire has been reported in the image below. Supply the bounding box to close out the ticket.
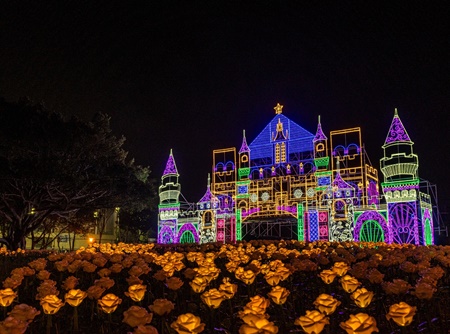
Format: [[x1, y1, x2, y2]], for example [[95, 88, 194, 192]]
[[239, 130, 250, 153], [163, 149, 178, 175], [313, 115, 327, 142], [384, 108, 412, 145]]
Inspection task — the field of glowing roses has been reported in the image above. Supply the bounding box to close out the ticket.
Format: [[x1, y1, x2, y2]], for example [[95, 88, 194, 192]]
[[0, 241, 450, 334]]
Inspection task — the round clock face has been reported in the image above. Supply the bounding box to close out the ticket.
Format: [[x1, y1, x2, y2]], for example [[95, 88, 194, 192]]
[[293, 188, 303, 198], [306, 188, 315, 198], [261, 192, 270, 202], [250, 193, 258, 203]]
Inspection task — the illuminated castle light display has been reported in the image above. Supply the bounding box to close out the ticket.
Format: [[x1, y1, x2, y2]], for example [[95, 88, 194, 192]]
[[158, 104, 435, 245]]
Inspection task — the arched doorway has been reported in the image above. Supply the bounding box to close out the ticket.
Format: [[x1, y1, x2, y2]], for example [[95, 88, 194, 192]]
[[179, 230, 195, 243], [359, 220, 385, 242]]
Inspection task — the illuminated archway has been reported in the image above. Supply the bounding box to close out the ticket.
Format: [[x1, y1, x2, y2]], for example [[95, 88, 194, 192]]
[[354, 211, 389, 243], [359, 220, 384, 242], [179, 230, 196, 243], [158, 225, 175, 244], [176, 223, 199, 243]]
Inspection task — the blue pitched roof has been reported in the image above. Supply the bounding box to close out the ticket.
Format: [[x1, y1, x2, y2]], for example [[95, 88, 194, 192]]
[[249, 114, 314, 161]]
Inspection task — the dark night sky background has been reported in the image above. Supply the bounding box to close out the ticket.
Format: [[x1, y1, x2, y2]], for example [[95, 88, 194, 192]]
[[1, 1, 449, 206]]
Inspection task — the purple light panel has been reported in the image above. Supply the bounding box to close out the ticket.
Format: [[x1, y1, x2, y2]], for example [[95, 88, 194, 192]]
[[163, 153, 178, 175], [385, 116, 411, 144]]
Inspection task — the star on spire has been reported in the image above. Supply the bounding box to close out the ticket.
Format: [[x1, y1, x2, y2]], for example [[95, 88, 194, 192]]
[[274, 103, 283, 114]]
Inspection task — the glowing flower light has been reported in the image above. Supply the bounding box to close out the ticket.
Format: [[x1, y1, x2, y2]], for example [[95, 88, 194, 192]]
[[313, 294, 341, 315], [319, 269, 338, 284], [40, 295, 65, 314], [0, 288, 17, 307], [170, 313, 205, 334], [350, 288, 374, 308], [125, 284, 147, 302], [267, 286, 290, 305], [340, 313, 379, 334], [386, 302, 417, 326], [200, 288, 226, 309], [238, 317, 279, 334], [340, 275, 361, 293], [64, 289, 87, 307], [294, 310, 330, 334], [98, 293, 122, 314]]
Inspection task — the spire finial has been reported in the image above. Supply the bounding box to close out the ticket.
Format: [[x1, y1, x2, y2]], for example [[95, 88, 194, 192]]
[[207, 173, 211, 187], [318, 115, 321, 123], [394, 108, 398, 116], [274, 103, 283, 114]]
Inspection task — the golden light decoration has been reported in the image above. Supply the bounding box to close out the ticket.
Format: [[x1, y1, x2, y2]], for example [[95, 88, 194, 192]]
[[313, 294, 341, 315], [386, 302, 417, 326], [267, 285, 290, 305], [332, 262, 350, 276], [340, 313, 379, 334], [40, 295, 65, 315], [319, 269, 338, 284], [200, 288, 226, 309], [125, 284, 147, 302], [239, 317, 279, 334], [64, 289, 87, 307], [218, 277, 238, 299], [98, 293, 122, 314], [0, 288, 17, 307], [170, 313, 205, 334], [350, 288, 374, 308], [340, 275, 361, 293], [294, 310, 330, 334]]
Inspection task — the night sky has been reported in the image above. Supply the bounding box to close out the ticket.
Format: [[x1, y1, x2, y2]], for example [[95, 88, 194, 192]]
[[1, 1, 449, 204]]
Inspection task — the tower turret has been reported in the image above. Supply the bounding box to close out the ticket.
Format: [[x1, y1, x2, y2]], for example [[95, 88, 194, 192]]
[[380, 109, 418, 182], [159, 149, 181, 205], [313, 115, 329, 170], [238, 130, 251, 180]]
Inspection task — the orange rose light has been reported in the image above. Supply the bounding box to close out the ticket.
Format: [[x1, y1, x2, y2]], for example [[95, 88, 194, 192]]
[[64, 289, 87, 307], [98, 293, 122, 314], [235, 267, 256, 285], [218, 277, 238, 299], [332, 262, 350, 276], [340, 275, 361, 293], [149, 298, 175, 316], [294, 310, 329, 334], [267, 286, 290, 305], [350, 288, 374, 308], [340, 313, 379, 334], [386, 302, 417, 326], [170, 313, 205, 334], [238, 317, 279, 334], [122, 306, 153, 328], [319, 269, 338, 284], [0, 288, 17, 307], [125, 284, 147, 302], [200, 288, 226, 309], [245, 295, 270, 315], [40, 295, 65, 314], [313, 294, 341, 315], [189, 276, 208, 293]]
